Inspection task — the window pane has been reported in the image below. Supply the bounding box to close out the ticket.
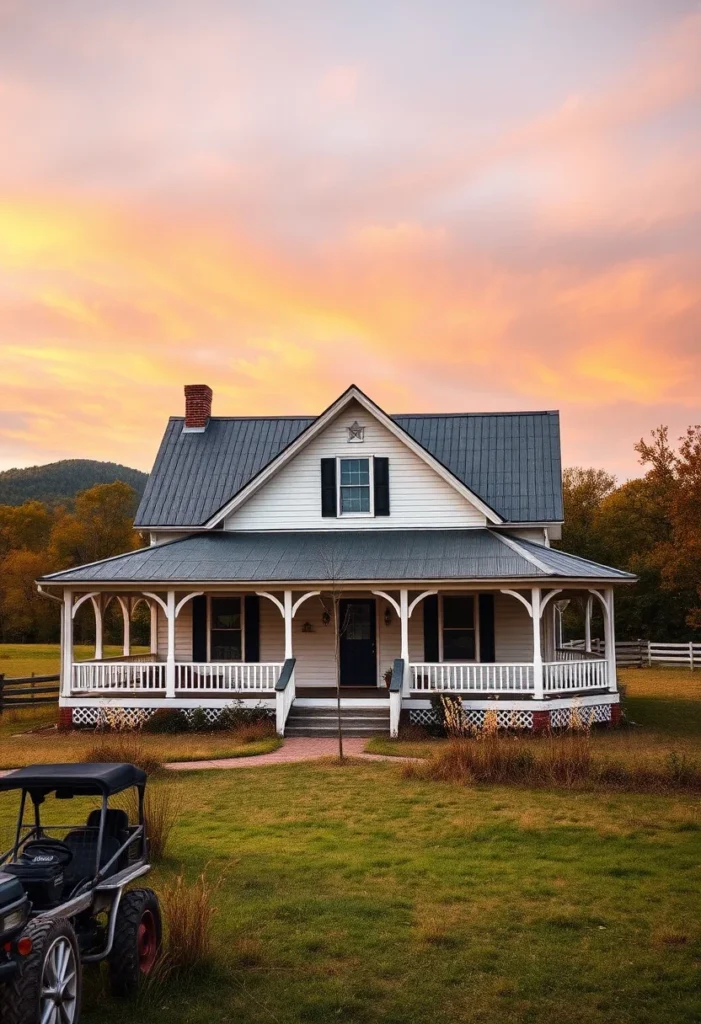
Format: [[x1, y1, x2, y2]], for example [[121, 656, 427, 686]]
[[340, 458, 369, 486], [443, 630, 476, 660], [343, 603, 372, 639], [443, 596, 474, 629], [211, 598, 241, 629], [341, 486, 370, 513], [211, 631, 242, 660]]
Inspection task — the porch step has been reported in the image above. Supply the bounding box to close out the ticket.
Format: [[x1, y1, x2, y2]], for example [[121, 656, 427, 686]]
[[284, 704, 390, 737]]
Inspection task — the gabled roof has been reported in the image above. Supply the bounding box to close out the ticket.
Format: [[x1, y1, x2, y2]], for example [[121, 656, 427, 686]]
[[134, 385, 563, 528], [40, 530, 634, 585]]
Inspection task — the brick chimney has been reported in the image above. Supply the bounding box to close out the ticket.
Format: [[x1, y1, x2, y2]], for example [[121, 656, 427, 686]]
[[184, 384, 213, 429]]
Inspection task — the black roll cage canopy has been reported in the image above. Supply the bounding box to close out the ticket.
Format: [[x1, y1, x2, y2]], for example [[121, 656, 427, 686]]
[[0, 763, 149, 898]]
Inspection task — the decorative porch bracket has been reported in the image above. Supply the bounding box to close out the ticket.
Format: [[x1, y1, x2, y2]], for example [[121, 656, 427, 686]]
[[588, 588, 617, 692], [258, 590, 321, 663], [144, 590, 204, 698]]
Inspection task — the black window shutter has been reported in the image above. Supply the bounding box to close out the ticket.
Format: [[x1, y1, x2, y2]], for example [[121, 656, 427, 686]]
[[192, 595, 207, 662], [320, 458, 337, 517], [373, 457, 390, 516], [244, 595, 260, 663], [423, 595, 439, 662], [479, 593, 496, 663]]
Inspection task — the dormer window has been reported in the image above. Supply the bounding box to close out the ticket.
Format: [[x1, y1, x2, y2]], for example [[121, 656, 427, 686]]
[[320, 456, 390, 518], [339, 457, 372, 515]]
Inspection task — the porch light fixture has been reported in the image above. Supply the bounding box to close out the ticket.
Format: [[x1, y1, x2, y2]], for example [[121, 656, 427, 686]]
[[384, 607, 392, 626], [321, 610, 331, 626]]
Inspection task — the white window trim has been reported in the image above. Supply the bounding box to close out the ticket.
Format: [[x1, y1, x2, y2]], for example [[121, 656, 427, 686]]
[[207, 594, 245, 662], [439, 593, 480, 664], [336, 455, 375, 518]]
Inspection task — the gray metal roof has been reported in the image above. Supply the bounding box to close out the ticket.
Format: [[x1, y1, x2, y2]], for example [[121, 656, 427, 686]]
[[41, 530, 634, 585], [135, 409, 563, 527]]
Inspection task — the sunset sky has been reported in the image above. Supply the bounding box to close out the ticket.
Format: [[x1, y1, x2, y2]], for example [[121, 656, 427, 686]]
[[1, 0, 699, 480]]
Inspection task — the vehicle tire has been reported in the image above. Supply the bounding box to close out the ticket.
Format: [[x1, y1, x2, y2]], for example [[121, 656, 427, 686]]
[[107, 888, 162, 997], [0, 917, 81, 1024]]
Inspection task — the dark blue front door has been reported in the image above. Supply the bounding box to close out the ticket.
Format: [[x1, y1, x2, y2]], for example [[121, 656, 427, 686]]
[[339, 600, 376, 686]]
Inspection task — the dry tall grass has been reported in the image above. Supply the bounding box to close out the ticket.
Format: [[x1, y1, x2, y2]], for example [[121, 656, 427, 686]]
[[84, 733, 161, 775], [121, 783, 181, 861], [161, 870, 219, 973], [408, 731, 701, 793]]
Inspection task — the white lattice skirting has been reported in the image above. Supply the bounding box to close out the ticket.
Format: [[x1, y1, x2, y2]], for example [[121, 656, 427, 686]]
[[550, 704, 611, 728], [70, 705, 274, 729], [409, 703, 614, 731], [409, 708, 535, 730]]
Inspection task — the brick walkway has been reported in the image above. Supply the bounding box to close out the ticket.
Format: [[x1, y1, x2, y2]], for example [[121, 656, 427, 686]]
[[165, 736, 414, 771]]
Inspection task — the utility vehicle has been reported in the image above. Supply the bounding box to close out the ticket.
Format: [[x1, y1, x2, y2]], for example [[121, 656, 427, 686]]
[[0, 763, 161, 1024]]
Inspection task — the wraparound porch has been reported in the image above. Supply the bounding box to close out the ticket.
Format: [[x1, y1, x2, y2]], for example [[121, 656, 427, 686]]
[[56, 582, 618, 736]]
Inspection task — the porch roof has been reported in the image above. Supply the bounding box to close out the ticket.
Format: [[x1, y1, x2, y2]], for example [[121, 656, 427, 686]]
[[39, 530, 635, 586]]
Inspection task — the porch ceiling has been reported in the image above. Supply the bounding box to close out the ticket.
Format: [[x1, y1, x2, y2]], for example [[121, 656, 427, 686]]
[[39, 529, 635, 586]]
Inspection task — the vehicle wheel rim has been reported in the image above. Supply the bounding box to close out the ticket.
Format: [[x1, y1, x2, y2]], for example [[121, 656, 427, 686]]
[[137, 910, 157, 974], [40, 936, 78, 1024]]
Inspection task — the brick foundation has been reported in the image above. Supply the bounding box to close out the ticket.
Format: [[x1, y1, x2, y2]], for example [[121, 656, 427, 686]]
[[57, 707, 73, 731], [532, 710, 551, 733], [610, 702, 622, 727]]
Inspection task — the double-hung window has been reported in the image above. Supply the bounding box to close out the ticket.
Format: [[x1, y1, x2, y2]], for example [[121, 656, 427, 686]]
[[210, 597, 242, 660], [339, 457, 372, 515], [442, 596, 477, 660]]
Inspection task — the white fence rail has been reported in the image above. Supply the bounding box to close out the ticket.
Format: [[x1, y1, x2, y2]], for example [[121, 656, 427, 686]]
[[411, 663, 534, 692], [543, 660, 609, 692], [72, 662, 166, 691], [564, 639, 701, 669], [175, 663, 283, 692]]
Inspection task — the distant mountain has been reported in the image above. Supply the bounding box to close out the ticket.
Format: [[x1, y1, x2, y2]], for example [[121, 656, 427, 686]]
[[0, 460, 149, 507]]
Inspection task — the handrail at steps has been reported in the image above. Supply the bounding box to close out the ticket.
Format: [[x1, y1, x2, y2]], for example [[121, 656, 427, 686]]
[[389, 658, 403, 737], [275, 657, 297, 736]]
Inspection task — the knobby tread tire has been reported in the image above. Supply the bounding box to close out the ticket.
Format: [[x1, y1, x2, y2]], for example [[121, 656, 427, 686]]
[[107, 887, 162, 997], [0, 917, 81, 1024]]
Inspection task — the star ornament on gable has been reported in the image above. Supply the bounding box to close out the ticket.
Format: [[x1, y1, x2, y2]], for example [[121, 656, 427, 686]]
[[347, 421, 365, 443]]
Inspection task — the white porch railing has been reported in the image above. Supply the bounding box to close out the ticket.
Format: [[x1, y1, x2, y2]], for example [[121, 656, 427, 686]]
[[543, 660, 608, 692], [411, 663, 535, 692], [174, 663, 283, 692], [71, 661, 284, 693], [410, 660, 609, 694], [72, 662, 166, 691]]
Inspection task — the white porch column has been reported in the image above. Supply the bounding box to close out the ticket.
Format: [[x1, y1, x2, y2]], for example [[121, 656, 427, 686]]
[[91, 594, 104, 661], [166, 590, 176, 698], [399, 589, 410, 696], [604, 587, 617, 692], [61, 590, 73, 697], [118, 596, 131, 658], [584, 595, 593, 653], [150, 601, 158, 656], [283, 589, 293, 660], [531, 587, 544, 700]]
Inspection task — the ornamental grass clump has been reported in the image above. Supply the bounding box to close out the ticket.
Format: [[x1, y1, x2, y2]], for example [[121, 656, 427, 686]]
[[161, 870, 220, 974], [121, 782, 180, 861]]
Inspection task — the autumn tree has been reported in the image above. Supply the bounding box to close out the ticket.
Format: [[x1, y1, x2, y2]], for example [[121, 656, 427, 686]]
[[50, 481, 142, 568]]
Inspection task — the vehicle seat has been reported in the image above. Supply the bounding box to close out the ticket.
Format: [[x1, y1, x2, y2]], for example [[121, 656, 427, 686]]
[[62, 831, 121, 894], [62, 808, 130, 895]]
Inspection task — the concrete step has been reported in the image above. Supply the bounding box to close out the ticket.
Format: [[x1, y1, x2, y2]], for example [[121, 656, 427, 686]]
[[284, 725, 387, 737]]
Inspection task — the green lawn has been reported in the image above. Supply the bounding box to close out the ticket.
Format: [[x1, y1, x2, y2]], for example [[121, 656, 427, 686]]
[[1, 764, 691, 1024], [0, 643, 149, 679], [0, 662, 699, 1021]]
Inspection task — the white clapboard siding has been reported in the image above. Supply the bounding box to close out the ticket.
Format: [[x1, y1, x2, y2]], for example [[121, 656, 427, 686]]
[[223, 399, 487, 531], [156, 602, 193, 661], [494, 592, 533, 663]]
